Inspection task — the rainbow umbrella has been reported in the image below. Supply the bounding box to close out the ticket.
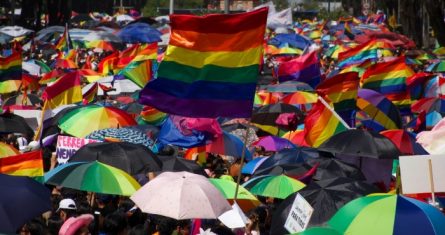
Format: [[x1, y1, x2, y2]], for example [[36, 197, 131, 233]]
[[282, 91, 317, 105], [58, 105, 137, 138], [357, 89, 403, 130], [137, 106, 167, 126], [44, 161, 141, 196], [412, 97, 445, 114], [0, 142, 19, 157], [426, 60, 445, 73], [0, 80, 20, 94], [209, 178, 260, 212], [243, 174, 306, 199], [252, 135, 296, 152], [380, 129, 428, 155], [329, 194, 445, 235], [292, 227, 342, 235], [85, 40, 114, 51], [205, 132, 252, 160]]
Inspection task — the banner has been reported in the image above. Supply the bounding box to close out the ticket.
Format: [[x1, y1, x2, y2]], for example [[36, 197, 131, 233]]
[[399, 155, 445, 194], [56, 135, 99, 164]]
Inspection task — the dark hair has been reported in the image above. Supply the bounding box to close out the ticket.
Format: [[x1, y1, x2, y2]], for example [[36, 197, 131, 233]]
[[128, 224, 148, 235], [155, 215, 177, 235], [103, 212, 128, 235], [46, 215, 64, 235], [77, 200, 93, 215]]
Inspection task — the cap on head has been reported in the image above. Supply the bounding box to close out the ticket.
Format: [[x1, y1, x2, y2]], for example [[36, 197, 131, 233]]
[[57, 198, 77, 212]]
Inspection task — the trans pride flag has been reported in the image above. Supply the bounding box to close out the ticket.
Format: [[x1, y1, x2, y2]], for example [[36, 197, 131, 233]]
[[139, 8, 268, 118]]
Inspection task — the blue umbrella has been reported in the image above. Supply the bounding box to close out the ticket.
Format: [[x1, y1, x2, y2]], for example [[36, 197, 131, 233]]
[[254, 147, 320, 172], [241, 156, 269, 174], [0, 174, 51, 234], [117, 22, 162, 43]]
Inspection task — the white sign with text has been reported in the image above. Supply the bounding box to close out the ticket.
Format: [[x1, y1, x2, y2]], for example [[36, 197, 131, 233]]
[[284, 193, 314, 233]]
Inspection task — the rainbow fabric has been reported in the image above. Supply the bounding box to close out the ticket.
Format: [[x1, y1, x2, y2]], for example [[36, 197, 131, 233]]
[[361, 56, 414, 95], [119, 59, 153, 88], [82, 82, 98, 104], [0, 150, 44, 177], [0, 52, 21, 81], [139, 106, 167, 126], [277, 51, 321, 88], [139, 8, 268, 118], [55, 25, 71, 52], [303, 100, 348, 147], [265, 44, 303, 55], [337, 39, 388, 68], [98, 51, 119, 75], [316, 72, 360, 111], [42, 71, 82, 109], [344, 22, 355, 40], [117, 43, 157, 70]]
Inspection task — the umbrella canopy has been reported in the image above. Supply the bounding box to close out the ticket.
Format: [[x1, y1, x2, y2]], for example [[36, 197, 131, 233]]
[[380, 129, 428, 155], [131, 171, 231, 219], [209, 178, 261, 212], [252, 135, 296, 152], [252, 103, 304, 135], [0, 32, 13, 44], [243, 174, 306, 199], [0, 142, 19, 157], [0, 174, 51, 234], [255, 147, 320, 172], [263, 81, 314, 93], [329, 194, 445, 235], [0, 26, 33, 37], [306, 157, 366, 181], [85, 127, 156, 150], [241, 156, 269, 174], [271, 177, 379, 235], [85, 40, 114, 51], [0, 80, 21, 94], [68, 142, 162, 175], [117, 22, 162, 43], [282, 91, 318, 105], [58, 105, 137, 138], [0, 112, 34, 137], [426, 60, 445, 73], [45, 161, 141, 196], [292, 227, 342, 235], [318, 129, 400, 159], [83, 31, 122, 42], [3, 93, 42, 107], [205, 132, 252, 160], [158, 155, 207, 176]]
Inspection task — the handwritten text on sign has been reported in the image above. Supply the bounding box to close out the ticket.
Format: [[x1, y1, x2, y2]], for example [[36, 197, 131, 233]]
[[284, 193, 314, 233], [56, 135, 99, 164]]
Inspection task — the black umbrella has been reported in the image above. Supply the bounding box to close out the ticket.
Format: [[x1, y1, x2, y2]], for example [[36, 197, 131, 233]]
[[318, 129, 400, 159], [68, 142, 162, 175], [254, 147, 320, 172], [306, 157, 366, 181], [0, 113, 34, 137], [270, 177, 380, 235], [253, 163, 309, 177], [158, 155, 207, 176], [0, 174, 51, 234], [251, 103, 304, 135], [3, 94, 42, 107]]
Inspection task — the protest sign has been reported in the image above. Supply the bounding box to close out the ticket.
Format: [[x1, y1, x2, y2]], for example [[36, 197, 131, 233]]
[[284, 193, 314, 233], [56, 135, 99, 164], [399, 155, 445, 194]]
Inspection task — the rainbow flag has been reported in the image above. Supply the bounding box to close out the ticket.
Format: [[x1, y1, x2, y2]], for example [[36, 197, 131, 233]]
[[337, 39, 390, 68], [361, 56, 414, 95], [82, 82, 98, 104], [139, 106, 167, 126], [316, 71, 360, 111], [117, 43, 157, 70], [118, 59, 153, 88], [277, 51, 321, 88], [42, 71, 82, 109], [0, 52, 22, 81], [98, 51, 119, 75], [303, 100, 348, 147], [344, 22, 355, 40], [139, 8, 268, 118], [184, 146, 207, 165], [265, 44, 303, 55], [55, 24, 72, 53], [0, 150, 44, 177]]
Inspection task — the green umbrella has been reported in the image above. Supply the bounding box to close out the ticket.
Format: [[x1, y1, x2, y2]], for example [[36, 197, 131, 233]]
[[292, 227, 343, 235], [243, 174, 305, 199], [209, 178, 260, 212], [44, 161, 141, 196]]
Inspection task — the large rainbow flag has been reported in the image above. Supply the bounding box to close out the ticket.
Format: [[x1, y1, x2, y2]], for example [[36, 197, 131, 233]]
[[139, 8, 268, 118], [0, 52, 21, 81], [0, 150, 44, 177], [42, 71, 82, 109], [337, 39, 390, 68], [316, 71, 360, 112]]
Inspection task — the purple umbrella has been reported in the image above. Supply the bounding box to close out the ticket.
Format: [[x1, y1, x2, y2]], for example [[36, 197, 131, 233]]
[[252, 135, 296, 151]]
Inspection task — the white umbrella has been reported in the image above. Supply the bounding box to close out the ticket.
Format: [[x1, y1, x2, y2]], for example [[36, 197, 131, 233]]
[[22, 61, 41, 76], [218, 202, 248, 229], [116, 14, 135, 22], [0, 26, 33, 38], [83, 31, 122, 43], [131, 171, 231, 220]]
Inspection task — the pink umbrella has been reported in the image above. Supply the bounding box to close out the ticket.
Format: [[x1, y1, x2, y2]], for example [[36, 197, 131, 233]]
[[130, 171, 231, 219], [417, 117, 445, 154]]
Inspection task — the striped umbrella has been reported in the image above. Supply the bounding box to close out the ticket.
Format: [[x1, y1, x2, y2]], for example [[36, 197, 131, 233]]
[[58, 105, 137, 138], [85, 127, 156, 151], [412, 97, 445, 114], [44, 161, 141, 196], [329, 194, 445, 235], [206, 132, 252, 160], [243, 174, 306, 199], [209, 178, 260, 212], [0, 142, 19, 157], [380, 129, 428, 155]]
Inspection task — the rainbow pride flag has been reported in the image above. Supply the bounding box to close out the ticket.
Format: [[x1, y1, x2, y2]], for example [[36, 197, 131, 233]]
[[0, 150, 44, 177], [344, 22, 355, 40], [316, 72, 360, 111], [139, 106, 167, 126], [337, 39, 391, 68], [42, 71, 82, 109], [139, 8, 268, 118], [0, 52, 21, 81], [277, 51, 321, 88], [303, 100, 348, 147], [55, 24, 72, 53], [82, 82, 98, 104], [361, 56, 414, 95], [118, 59, 153, 88]]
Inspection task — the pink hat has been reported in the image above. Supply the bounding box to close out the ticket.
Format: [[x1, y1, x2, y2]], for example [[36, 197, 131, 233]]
[[59, 214, 94, 235]]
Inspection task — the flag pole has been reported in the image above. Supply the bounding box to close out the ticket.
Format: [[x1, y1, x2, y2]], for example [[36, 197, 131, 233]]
[[318, 96, 352, 130], [34, 100, 49, 141], [233, 120, 251, 202]]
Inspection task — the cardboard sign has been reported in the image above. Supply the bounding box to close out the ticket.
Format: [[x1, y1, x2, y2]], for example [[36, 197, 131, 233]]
[[284, 193, 314, 233], [399, 155, 445, 194], [56, 135, 99, 164]]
